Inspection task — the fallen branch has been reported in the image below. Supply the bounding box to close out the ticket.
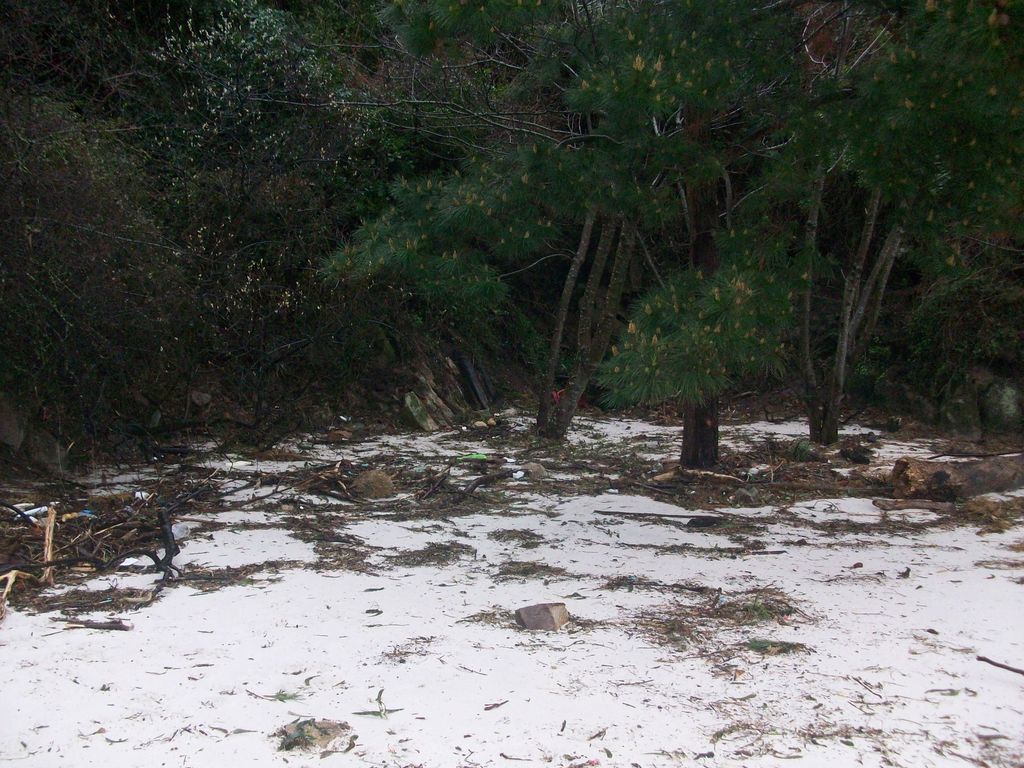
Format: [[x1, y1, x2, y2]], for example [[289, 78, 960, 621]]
[[62, 618, 133, 631], [1, 501, 39, 527], [873, 499, 956, 514], [417, 466, 451, 501], [977, 655, 1024, 677], [463, 469, 515, 495], [595, 509, 726, 522], [42, 506, 57, 587], [893, 455, 1024, 500], [0, 570, 36, 623], [652, 468, 743, 485]]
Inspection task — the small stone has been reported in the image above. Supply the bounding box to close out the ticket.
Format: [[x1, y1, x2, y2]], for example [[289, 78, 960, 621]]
[[732, 487, 760, 506], [514, 602, 570, 631], [189, 390, 213, 407], [472, 420, 488, 429], [521, 462, 547, 480], [322, 428, 353, 443], [350, 470, 394, 498]]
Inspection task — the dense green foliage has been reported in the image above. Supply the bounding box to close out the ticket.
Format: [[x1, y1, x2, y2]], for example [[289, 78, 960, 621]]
[[1, 0, 1021, 449], [0, 0, 431, 436]]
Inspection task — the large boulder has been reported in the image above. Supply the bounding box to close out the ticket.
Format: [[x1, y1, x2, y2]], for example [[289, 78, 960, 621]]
[[24, 427, 68, 474], [980, 380, 1022, 433], [401, 392, 439, 432], [938, 382, 982, 439]]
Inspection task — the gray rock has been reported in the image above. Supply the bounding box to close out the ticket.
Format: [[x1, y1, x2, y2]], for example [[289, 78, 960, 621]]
[[24, 428, 67, 474], [939, 383, 982, 439], [190, 390, 213, 407], [514, 602, 569, 631], [402, 392, 439, 431], [980, 380, 1022, 433], [0, 393, 27, 451], [419, 383, 456, 426], [732, 486, 760, 506], [522, 462, 548, 480]]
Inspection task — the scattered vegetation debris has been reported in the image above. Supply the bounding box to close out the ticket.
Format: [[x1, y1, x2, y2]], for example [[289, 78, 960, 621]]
[[601, 575, 709, 595], [0, 480, 221, 611], [389, 541, 475, 567], [637, 587, 804, 652], [488, 528, 545, 549], [459, 607, 518, 629], [60, 617, 133, 631], [26, 586, 156, 615], [961, 496, 1024, 534], [353, 689, 402, 718], [173, 561, 304, 592], [713, 592, 798, 625], [634, 600, 704, 650], [839, 439, 874, 465], [495, 560, 568, 581], [790, 440, 823, 462], [746, 639, 809, 655], [275, 718, 352, 751], [381, 636, 436, 664]]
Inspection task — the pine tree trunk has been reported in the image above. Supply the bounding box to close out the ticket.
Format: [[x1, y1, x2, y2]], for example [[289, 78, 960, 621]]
[[680, 183, 721, 467], [542, 220, 637, 441], [536, 211, 596, 438], [808, 395, 841, 445], [681, 398, 719, 468]]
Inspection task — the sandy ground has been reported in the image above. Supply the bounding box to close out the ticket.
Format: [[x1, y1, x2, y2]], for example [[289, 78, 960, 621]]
[[2, 415, 1022, 768]]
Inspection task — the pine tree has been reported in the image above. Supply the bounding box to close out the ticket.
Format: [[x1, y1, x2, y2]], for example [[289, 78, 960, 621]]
[[342, 0, 804, 449], [793, 0, 1024, 444]]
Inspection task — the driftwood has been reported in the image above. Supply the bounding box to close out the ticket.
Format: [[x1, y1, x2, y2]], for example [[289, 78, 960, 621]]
[[651, 468, 743, 485], [873, 498, 956, 514], [594, 509, 726, 523], [463, 469, 515, 495], [977, 655, 1024, 678], [892, 455, 1024, 501]]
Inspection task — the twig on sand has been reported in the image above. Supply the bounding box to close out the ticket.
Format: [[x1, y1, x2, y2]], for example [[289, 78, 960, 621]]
[[61, 618, 133, 631], [977, 655, 1024, 677], [594, 509, 726, 522], [463, 469, 515, 495], [42, 506, 57, 586], [652, 468, 743, 485], [0, 570, 35, 623]]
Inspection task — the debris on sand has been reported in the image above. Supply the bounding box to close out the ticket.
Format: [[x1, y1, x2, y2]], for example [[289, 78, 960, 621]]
[[275, 719, 354, 752]]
